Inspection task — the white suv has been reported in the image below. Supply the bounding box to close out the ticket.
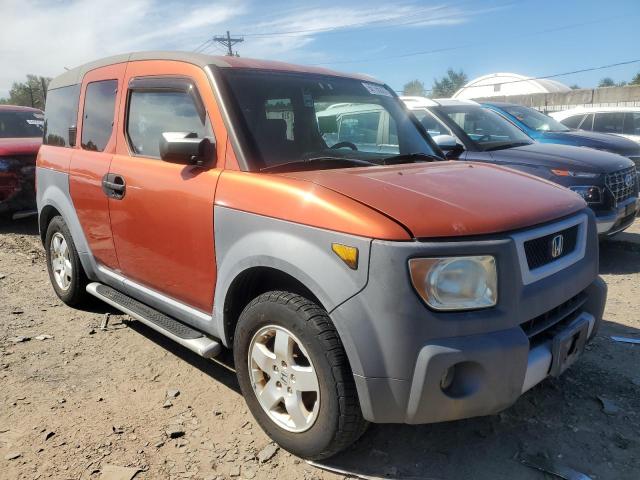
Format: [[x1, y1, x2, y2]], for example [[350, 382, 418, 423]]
[[551, 107, 640, 146]]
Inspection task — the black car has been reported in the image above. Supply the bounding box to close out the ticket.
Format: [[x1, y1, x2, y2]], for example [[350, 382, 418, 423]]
[[403, 97, 638, 237]]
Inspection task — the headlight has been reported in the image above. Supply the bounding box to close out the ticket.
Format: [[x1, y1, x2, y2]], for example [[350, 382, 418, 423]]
[[551, 169, 599, 178], [408, 256, 497, 311], [569, 186, 602, 204]]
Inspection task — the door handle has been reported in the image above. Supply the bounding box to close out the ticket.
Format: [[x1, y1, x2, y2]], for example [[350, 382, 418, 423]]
[[102, 173, 126, 199], [103, 180, 125, 192]]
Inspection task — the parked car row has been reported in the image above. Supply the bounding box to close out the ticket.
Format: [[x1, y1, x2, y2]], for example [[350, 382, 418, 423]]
[[3, 76, 638, 239], [399, 97, 638, 237]]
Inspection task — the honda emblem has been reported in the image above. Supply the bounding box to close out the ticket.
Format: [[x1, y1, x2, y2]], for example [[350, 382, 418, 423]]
[[551, 234, 564, 258], [625, 173, 634, 188]]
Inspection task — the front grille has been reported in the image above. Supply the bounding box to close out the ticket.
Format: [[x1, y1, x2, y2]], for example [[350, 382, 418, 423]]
[[521, 292, 587, 341], [605, 166, 637, 205], [524, 224, 579, 270]]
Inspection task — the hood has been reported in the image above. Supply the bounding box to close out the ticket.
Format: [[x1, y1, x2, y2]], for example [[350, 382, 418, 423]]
[[281, 162, 585, 238], [540, 130, 640, 156], [0, 137, 42, 156], [489, 143, 634, 174]]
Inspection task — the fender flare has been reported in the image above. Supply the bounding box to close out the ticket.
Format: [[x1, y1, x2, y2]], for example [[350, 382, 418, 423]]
[[36, 167, 99, 279]]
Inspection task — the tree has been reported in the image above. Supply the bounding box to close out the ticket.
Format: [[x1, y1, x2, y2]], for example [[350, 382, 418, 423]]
[[0, 75, 51, 109], [431, 69, 468, 98], [631, 72, 640, 86], [598, 77, 615, 88], [402, 79, 426, 97], [569, 84, 580, 90]]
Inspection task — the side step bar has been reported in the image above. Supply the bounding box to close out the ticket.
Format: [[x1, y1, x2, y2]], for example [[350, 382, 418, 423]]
[[86, 282, 221, 358]]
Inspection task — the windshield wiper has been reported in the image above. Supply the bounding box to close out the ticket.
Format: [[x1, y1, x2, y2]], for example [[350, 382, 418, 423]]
[[260, 156, 377, 173], [381, 152, 443, 165], [483, 141, 531, 151]]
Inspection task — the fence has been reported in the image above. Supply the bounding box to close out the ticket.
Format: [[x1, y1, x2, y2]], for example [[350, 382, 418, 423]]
[[472, 85, 640, 113]]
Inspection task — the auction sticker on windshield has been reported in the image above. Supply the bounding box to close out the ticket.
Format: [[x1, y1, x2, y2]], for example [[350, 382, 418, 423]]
[[362, 82, 392, 97]]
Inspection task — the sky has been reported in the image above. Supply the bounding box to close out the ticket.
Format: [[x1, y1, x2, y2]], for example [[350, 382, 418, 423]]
[[0, 0, 639, 97]]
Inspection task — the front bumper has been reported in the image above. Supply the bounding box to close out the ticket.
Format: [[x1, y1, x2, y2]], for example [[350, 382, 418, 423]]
[[349, 278, 606, 425], [0, 164, 36, 217], [594, 197, 638, 236], [330, 210, 604, 424]]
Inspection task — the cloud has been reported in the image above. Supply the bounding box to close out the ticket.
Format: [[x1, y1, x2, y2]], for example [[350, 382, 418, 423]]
[[0, 0, 497, 96], [0, 0, 246, 95], [225, 1, 493, 64], [239, 2, 473, 38]]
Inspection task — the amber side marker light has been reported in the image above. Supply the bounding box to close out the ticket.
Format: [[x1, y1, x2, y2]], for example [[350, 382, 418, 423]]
[[332, 243, 358, 270]]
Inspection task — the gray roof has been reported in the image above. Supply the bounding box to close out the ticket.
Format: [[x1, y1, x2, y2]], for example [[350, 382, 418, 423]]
[[48, 51, 383, 91], [48, 51, 233, 90]]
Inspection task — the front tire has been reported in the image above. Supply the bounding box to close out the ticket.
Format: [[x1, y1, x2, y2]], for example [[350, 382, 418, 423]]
[[45, 215, 89, 307], [234, 291, 368, 459]]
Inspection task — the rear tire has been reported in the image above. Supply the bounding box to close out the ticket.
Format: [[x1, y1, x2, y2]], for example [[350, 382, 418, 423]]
[[234, 291, 368, 460], [45, 215, 90, 307]]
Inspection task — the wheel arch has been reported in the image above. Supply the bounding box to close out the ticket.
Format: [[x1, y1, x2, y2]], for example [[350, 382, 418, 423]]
[[221, 266, 323, 346], [36, 167, 98, 279], [39, 204, 61, 244]]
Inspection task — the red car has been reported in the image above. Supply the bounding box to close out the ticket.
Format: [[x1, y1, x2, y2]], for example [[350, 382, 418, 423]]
[[0, 105, 43, 219]]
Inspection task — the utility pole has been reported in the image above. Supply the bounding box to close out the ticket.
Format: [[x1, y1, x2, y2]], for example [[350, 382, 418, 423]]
[[213, 31, 244, 56], [41, 77, 48, 102]]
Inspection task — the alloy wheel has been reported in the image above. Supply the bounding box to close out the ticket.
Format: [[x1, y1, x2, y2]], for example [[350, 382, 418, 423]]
[[248, 325, 320, 433], [50, 232, 72, 291]]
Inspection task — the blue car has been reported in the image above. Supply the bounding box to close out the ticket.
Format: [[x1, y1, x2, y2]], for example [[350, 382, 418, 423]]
[[484, 102, 640, 167]]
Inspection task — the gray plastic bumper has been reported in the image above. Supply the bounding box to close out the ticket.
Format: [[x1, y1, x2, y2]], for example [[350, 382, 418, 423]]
[[333, 221, 606, 425], [353, 309, 601, 425], [405, 312, 597, 425], [595, 197, 638, 235]]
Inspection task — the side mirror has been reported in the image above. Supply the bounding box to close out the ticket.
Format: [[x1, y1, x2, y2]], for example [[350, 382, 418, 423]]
[[432, 134, 458, 150], [159, 132, 215, 167], [432, 134, 464, 159]]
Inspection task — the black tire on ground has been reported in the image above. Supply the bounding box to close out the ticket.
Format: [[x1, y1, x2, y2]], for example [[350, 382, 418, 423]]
[[44, 215, 90, 307], [233, 291, 368, 460]]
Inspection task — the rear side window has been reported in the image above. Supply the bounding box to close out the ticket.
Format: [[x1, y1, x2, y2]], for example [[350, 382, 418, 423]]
[[44, 84, 80, 147], [339, 111, 381, 146], [578, 113, 593, 131], [560, 115, 584, 129], [594, 112, 624, 134], [413, 110, 450, 136], [623, 112, 640, 135], [81, 80, 118, 152], [127, 90, 211, 158], [265, 98, 294, 140]]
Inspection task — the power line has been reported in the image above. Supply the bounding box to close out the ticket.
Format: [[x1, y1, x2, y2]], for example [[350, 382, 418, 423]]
[[203, 42, 229, 55], [392, 59, 640, 93], [310, 14, 638, 66], [456, 59, 640, 91], [193, 38, 214, 53]]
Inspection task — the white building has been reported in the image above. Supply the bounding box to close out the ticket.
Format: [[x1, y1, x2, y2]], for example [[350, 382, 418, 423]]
[[453, 72, 571, 100]]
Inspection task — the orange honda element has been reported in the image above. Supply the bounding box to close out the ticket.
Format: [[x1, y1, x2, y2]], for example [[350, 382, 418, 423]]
[[38, 52, 607, 459]]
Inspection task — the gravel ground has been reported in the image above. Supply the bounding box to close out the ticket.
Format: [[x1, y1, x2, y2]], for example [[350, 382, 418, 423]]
[[0, 218, 639, 480]]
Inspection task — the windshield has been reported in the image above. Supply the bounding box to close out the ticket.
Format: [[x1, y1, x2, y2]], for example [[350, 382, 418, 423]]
[[501, 105, 570, 132], [440, 105, 533, 151], [218, 69, 439, 171], [0, 110, 44, 138]]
